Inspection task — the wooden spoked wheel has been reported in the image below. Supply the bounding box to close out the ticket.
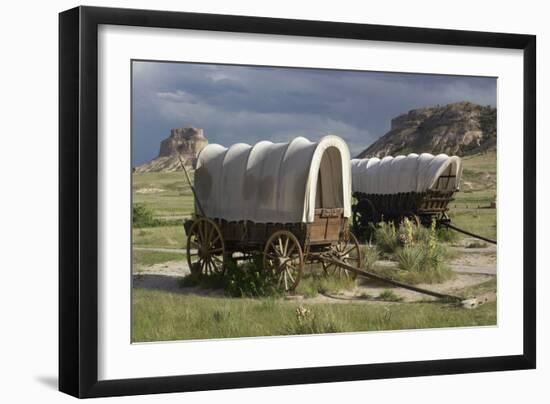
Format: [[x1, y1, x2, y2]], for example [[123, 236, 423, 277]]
[[322, 231, 362, 280], [186, 218, 225, 276], [263, 230, 304, 292]]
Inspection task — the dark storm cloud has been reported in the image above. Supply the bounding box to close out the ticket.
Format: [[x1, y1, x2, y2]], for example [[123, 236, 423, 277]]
[[132, 61, 496, 165]]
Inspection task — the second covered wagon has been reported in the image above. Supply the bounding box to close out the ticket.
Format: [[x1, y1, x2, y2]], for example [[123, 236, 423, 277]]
[[350, 153, 463, 233], [184, 135, 362, 291]]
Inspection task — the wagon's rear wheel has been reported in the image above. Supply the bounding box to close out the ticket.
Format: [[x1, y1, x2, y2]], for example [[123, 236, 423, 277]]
[[352, 198, 379, 237], [263, 230, 304, 292], [186, 218, 225, 277], [322, 231, 362, 280], [400, 211, 421, 228]]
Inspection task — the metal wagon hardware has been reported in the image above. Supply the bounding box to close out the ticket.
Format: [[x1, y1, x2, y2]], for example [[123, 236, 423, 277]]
[[183, 135, 362, 291], [350, 153, 463, 232]]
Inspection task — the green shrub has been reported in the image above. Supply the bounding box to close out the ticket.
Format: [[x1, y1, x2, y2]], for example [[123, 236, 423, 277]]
[[386, 219, 454, 284], [395, 245, 424, 272], [376, 289, 403, 302], [224, 255, 282, 298], [132, 203, 162, 228], [362, 244, 380, 270], [132, 203, 182, 228], [179, 254, 283, 298], [374, 221, 400, 253]]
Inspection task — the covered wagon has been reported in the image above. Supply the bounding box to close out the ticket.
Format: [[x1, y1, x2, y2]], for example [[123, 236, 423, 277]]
[[184, 135, 362, 291], [350, 153, 463, 232]]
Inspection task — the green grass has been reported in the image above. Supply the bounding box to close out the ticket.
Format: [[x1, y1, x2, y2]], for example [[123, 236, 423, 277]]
[[132, 288, 496, 342], [449, 151, 497, 240], [132, 172, 195, 219], [133, 225, 186, 249], [295, 272, 356, 298], [132, 250, 185, 269], [376, 289, 403, 302], [451, 278, 497, 298]]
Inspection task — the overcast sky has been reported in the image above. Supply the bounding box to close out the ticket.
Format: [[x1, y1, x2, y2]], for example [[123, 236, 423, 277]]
[[132, 60, 496, 166]]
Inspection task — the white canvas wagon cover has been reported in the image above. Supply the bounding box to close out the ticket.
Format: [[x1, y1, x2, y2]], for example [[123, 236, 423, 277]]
[[194, 135, 352, 223], [351, 153, 462, 195]]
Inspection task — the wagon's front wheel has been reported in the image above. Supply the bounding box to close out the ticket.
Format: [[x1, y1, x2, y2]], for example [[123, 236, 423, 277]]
[[323, 231, 362, 280], [186, 218, 225, 277], [263, 230, 304, 292]]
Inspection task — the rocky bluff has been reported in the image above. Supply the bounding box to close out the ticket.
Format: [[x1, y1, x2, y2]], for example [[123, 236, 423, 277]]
[[135, 127, 208, 172], [357, 101, 496, 158]]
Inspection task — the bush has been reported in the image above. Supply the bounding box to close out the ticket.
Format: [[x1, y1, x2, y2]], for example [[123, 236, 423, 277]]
[[395, 245, 424, 272], [224, 255, 282, 298], [362, 244, 380, 270], [374, 218, 438, 254], [374, 221, 400, 253], [376, 289, 403, 302], [179, 254, 283, 298], [372, 219, 454, 284], [132, 203, 162, 228]]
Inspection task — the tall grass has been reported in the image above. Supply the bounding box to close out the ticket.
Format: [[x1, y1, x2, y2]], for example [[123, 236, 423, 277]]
[[374, 221, 399, 253], [374, 218, 454, 284], [132, 289, 497, 342], [295, 273, 356, 298], [284, 306, 345, 335], [362, 244, 380, 270]]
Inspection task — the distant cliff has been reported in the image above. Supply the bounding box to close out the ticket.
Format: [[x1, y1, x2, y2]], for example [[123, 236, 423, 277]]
[[135, 127, 208, 172], [357, 102, 496, 158]]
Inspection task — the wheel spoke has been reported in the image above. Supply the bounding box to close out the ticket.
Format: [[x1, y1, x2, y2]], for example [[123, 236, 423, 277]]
[[266, 253, 278, 261], [342, 246, 356, 257], [286, 267, 295, 284], [200, 259, 206, 274], [283, 236, 289, 256], [287, 243, 296, 257], [210, 259, 221, 272], [211, 234, 221, 245], [277, 271, 284, 286]]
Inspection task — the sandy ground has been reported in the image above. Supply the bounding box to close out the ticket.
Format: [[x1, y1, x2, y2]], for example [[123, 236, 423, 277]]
[[133, 238, 497, 304]]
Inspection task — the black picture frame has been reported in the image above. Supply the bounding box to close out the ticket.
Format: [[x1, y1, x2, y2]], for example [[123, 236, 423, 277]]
[[59, 5, 536, 398]]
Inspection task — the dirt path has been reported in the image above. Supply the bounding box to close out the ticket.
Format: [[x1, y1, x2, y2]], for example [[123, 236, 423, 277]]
[[133, 241, 497, 304]]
